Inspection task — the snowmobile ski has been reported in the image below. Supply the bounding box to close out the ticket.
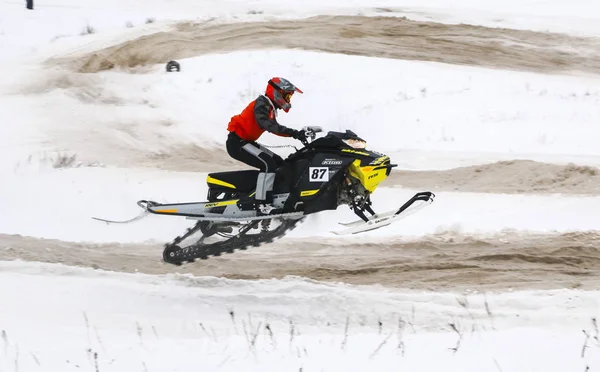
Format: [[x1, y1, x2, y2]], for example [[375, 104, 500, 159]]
[[332, 191, 435, 235]]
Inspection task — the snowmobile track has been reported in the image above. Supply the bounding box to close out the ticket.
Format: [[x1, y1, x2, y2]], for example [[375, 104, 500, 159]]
[[162, 218, 304, 265]]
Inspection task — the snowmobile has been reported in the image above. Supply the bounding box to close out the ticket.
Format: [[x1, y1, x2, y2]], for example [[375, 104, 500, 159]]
[[93, 127, 434, 265]]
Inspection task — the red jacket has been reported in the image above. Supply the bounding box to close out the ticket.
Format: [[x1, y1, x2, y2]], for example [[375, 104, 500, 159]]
[[228, 95, 296, 142]]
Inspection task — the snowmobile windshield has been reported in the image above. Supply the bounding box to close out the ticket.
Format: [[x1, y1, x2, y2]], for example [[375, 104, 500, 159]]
[[342, 138, 367, 149]]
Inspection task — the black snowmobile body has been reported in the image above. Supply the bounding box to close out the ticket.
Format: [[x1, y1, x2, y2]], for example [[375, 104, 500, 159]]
[[93, 127, 434, 265], [205, 128, 396, 218]]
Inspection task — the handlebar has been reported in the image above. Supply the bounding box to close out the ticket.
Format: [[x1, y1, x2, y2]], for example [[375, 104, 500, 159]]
[[300, 126, 322, 145]]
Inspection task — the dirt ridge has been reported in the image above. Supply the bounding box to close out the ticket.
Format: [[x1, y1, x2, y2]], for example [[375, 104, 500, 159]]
[[49, 15, 600, 75], [1, 231, 599, 291]]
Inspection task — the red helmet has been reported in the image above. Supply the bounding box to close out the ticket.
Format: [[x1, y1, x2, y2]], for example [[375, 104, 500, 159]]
[[265, 77, 303, 113]]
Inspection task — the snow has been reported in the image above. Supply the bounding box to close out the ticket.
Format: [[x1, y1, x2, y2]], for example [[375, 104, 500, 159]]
[[2, 165, 599, 243], [4, 50, 600, 174], [1, 0, 600, 370], [1, 260, 599, 372], [2, 0, 600, 62], [1, 49, 599, 242]]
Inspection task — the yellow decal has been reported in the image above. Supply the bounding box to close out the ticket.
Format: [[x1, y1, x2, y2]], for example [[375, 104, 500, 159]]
[[155, 209, 178, 213], [206, 176, 236, 189], [347, 160, 389, 193], [341, 148, 370, 156], [204, 200, 238, 209], [300, 189, 319, 197], [371, 156, 390, 165]]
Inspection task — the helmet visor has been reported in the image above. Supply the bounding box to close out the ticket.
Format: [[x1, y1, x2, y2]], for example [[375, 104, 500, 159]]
[[282, 91, 293, 103]]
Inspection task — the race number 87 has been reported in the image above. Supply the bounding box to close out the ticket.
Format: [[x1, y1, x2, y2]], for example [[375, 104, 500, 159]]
[[309, 167, 329, 182]]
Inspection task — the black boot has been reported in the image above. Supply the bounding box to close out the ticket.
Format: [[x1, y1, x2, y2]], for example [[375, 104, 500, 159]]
[[236, 194, 258, 211], [257, 192, 285, 216], [236, 192, 277, 214]]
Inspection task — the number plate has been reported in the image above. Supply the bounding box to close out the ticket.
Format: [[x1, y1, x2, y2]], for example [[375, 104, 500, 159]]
[[309, 167, 329, 182]]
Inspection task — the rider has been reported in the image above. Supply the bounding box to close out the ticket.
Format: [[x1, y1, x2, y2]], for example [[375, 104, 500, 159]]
[[226, 77, 307, 211]]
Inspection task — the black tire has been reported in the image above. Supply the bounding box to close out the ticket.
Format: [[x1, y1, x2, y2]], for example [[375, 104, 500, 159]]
[[166, 60, 180, 72]]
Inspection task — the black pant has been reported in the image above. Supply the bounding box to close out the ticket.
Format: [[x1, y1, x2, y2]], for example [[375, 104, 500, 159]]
[[226, 132, 283, 201]]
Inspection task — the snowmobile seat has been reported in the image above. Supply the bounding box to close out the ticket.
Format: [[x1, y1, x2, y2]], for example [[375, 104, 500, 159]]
[[206, 170, 259, 193]]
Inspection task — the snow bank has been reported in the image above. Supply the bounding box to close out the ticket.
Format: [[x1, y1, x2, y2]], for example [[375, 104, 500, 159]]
[[5, 50, 600, 175]]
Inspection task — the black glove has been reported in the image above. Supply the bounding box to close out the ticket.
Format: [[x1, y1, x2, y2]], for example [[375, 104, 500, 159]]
[[291, 129, 308, 145]]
